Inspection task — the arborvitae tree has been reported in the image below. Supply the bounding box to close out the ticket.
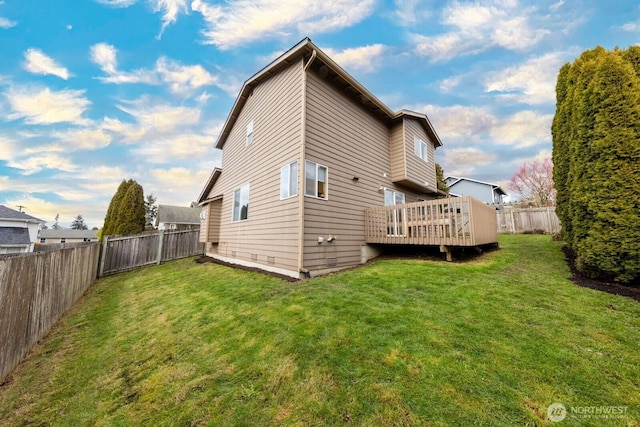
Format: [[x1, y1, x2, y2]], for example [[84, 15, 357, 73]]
[[435, 163, 449, 196], [574, 52, 640, 281], [70, 214, 88, 230], [552, 46, 640, 283], [103, 180, 131, 237], [551, 63, 572, 237], [115, 181, 146, 235]]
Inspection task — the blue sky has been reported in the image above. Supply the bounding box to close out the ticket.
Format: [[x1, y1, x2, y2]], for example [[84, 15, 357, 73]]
[[0, 0, 639, 228]]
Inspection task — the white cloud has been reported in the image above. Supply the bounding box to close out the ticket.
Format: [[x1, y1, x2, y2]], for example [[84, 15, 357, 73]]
[[116, 97, 201, 132], [489, 110, 552, 148], [443, 147, 497, 173], [155, 57, 218, 93], [90, 43, 218, 95], [421, 104, 497, 142], [23, 48, 71, 80], [412, 1, 550, 62], [90, 42, 118, 74], [132, 133, 211, 163], [484, 52, 565, 105], [439, 75, 463, 92], [6, 153, 79, 175], [323, 44, 387, 73], [0, 16, 16, 28], [147, 166, 213, 205], [52, 128, 112, 150], [191, 0, 375, 49], [153, 0, 188, 37], [393, 0, 430, 26], [417, 104, 551, 149], [4, 86, 90, 125]]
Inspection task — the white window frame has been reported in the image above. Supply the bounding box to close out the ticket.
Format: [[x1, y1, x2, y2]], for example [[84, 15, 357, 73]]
[[304, 160, 329, 200], [280, 161, 298, 200], [414, 135, 428, 163], [384, 188, 405, 206], [246, 120, 254, 146], [232, 184, 250, 222]]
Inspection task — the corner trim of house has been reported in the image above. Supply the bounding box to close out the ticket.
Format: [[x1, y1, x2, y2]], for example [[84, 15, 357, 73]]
[[205, 252, 303, 279]]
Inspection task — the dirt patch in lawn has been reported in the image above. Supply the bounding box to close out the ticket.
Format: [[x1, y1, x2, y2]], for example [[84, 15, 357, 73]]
[[562, 246, 640, 302]]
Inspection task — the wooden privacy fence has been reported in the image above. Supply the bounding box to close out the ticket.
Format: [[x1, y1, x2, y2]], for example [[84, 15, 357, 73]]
[[496, 207, 560, 234], [0, 243, 100, 382], [99, 229, 204, 276]]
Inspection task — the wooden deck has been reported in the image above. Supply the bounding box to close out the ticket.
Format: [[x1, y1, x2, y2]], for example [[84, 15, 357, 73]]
[[364, 196, 498, 258]]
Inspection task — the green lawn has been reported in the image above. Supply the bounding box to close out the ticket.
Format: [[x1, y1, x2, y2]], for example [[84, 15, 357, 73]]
[[1, 235, 638, 426]]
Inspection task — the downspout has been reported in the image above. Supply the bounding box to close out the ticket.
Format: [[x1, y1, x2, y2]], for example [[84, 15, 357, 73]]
[[298, 50, 316, 275]]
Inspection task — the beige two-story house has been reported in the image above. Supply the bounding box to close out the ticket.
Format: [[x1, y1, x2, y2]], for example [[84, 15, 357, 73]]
[[198, 38, 497, 278]]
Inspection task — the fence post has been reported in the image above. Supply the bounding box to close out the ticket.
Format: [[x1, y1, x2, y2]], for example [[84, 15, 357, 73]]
[[509, 209, 515, 234], [156, 230, 164, 265], [98, 235, 108, 277], [546, 207, 553, 233]]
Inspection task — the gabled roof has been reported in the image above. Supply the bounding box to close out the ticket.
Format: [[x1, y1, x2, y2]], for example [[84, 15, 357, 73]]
[[215, 38, 443, 150], [197, 167, 222, 204], [38, 229, 98, 239], [445, 176, 507, 196], [0, 205, 44, 223], [0, 227, 31, 246], [155, 205, 201, 226]]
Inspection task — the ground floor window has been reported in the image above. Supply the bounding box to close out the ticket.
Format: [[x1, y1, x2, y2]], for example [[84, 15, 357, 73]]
[[280, 161, 298, 199], [305, 160, 328, 199], [232, 184, 250, 221]]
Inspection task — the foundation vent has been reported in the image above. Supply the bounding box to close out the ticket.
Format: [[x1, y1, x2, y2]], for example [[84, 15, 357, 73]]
[[231, 251, 236, 257], [267, 256, 275, 265], [251, 254, 258, 261], [327, 258, 337, 267]]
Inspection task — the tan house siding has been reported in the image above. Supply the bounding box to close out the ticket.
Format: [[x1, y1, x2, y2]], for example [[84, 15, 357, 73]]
[[303, 71, 430, 272], [404, 117, 437, 191], [200, 199, 222, 243], [389, 122, 405, 182], [204, 60, 304, 272]]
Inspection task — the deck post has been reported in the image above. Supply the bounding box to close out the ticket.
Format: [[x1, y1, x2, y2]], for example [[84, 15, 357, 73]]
[[440, 244, 453, 262]]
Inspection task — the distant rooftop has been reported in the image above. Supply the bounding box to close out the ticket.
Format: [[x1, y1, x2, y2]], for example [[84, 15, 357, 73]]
[[0, 205, 44, 223], [0, 227, 31, 246], [39, 229, 98, 239], [156, 205, 200, 226]]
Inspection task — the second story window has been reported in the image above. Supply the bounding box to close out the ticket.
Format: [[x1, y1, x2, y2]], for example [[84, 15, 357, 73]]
[[232, 184, 250, 221], [280, 161, 298, 199], [246, 120, 254, 146], [414, 136, 428, 162], [305, 160, 328, 200]]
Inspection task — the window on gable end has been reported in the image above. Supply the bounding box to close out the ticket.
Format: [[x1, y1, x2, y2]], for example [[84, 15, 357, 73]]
[[246, 120, 254, 146]]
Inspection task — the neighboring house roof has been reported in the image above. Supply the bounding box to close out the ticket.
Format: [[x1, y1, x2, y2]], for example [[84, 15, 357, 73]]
[[155, 205, 201, 226], [0, 205, 44, 223], [215, 37, 443, 151], [38, 229, 98, 239], [445, 176, 508, 196], [0, 227, 31, 246]]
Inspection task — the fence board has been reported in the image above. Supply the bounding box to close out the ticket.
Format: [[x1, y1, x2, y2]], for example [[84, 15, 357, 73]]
[[99, 229, 203, 276], [496, 207, 560, 234], [0, 243, 100, 382]]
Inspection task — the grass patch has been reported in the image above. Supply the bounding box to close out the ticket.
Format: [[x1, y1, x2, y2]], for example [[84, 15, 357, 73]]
[[1, 235, 638, 426]]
